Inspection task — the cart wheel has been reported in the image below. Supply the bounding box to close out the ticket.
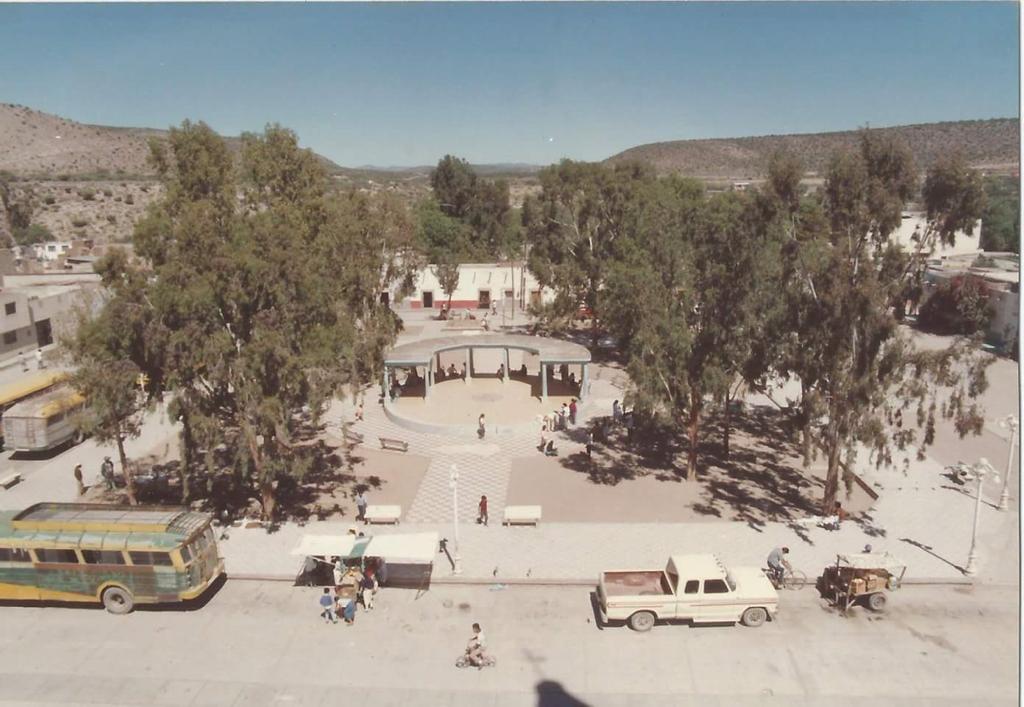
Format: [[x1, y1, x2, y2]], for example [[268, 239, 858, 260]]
[[741, 607, 768, 627], [867, 592, 887, 611], [628, 611, 656, 632]]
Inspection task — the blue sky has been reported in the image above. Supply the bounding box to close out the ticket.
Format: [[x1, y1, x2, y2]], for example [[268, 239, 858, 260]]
[[0, 2, 1018, 166]]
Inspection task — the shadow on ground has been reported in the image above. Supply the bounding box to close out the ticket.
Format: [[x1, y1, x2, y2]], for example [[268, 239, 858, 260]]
[[553, 405, 872, 526]]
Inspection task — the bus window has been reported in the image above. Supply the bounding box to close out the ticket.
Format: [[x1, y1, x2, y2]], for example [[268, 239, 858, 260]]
[[35, 549, 79, 564], [128, 551, 173, 567], [0, 547, 31, 562], [81, 550, 126, 565], [178, 544, 193, 564]]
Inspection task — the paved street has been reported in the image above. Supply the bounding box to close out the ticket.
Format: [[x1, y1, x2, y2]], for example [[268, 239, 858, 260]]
[[0, 581, 1016, 706]]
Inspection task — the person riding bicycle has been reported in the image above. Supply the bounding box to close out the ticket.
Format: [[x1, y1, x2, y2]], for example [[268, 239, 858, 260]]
[[766, 546, 792, 587], [465, 623, 488, 667]]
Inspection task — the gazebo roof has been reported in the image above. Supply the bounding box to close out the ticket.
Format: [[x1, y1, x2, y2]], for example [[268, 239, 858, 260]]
[[384, 334, 591, 367]]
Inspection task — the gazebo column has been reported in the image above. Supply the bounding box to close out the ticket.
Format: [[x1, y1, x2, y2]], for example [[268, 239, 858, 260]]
[[382, 367, 389, 402], [465, 348, 472, 384], [540, 363, 548, 401], [503, 348, 510, 384], [580, 363, 590, 400], [424, 364, 431, 400]]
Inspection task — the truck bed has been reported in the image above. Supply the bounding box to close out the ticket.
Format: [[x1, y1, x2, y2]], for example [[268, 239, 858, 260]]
[[601, 571, 673, 596]]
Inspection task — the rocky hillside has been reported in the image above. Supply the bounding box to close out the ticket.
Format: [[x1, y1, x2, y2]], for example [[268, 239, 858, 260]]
[[605, 118, 1020, 179], [0, 103, 344, 177]]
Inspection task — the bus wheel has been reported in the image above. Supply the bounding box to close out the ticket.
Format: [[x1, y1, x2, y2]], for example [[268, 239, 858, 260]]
[[102, 586, 134, 614], [72, 429, 85, 445]]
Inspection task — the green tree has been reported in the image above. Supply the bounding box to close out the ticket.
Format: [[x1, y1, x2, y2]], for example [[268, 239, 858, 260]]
[[979, 175, 1019, 253], [64, 249, 163, 505], [431, 155, 477, 220], [525, 160, 653, 345], [605, 178, 781, 478], [434, 259, 460, 311], [129, 121, 419, 520], [12, 223, 53, 247], [769, 134, 990, 513]]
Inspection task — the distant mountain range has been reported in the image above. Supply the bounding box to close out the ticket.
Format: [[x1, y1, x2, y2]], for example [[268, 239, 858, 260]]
[[604, 118, 1020, 180], [0, 103, 1017, 183]]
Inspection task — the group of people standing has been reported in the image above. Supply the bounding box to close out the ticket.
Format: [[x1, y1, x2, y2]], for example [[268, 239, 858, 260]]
[[318, 556, 386, 625], [537, 399, 579, 456]]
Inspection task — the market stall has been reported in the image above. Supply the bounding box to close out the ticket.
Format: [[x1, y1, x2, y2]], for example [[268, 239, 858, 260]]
[[290, 531, 438, 589]]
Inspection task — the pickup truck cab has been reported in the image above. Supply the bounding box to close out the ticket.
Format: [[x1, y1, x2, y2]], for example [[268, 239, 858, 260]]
[[597, 554, 778, 631]]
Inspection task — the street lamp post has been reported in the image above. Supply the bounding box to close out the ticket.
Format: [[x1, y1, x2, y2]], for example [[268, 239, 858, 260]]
[[997, 415, 1018, 512], [449, 464, 462, 576], [955, 458, 1000, 578]]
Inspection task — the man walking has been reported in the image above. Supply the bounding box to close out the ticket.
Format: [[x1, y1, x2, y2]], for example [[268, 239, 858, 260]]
[[100, 456, 115, 490], [73, 464, 85, 496], [559, 403, 568, 431], [585, 431, 594, 459], [478, 413, 486, 439], [355, 490, 368, 522], [19, 352, 28, 372], [477, 495, 488, 526], [569, 399, 578, 426], [35, 348, 44, 370], [612, 400, 622, 424]]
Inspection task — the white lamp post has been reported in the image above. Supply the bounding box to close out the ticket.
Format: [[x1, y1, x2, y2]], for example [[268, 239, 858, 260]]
[[997, 415, 1018, 512], [449, 464, 462, 575], [954, 459, 1000, 577]]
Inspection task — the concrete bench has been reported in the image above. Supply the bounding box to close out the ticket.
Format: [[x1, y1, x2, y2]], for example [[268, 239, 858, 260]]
[[379, 437, 409, 453], [503, 505, 542, 526], [364, 505, 401, 525], [0, 473, 22, 489]]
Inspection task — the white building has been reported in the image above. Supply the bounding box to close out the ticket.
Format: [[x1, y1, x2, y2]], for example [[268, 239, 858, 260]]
[[892, 212, 982, 260], [32, 241, 72, 262], [395, 262, 555, 311]]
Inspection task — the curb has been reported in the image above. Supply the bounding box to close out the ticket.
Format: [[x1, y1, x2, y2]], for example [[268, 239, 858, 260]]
[[227, 573, 975, 588]]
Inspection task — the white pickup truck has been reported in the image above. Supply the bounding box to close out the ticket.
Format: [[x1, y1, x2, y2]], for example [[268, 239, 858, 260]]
[[597, 553, 779, 631]]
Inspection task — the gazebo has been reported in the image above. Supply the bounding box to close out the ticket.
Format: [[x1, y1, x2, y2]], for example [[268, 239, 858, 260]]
[[383, 333, 592, 403]]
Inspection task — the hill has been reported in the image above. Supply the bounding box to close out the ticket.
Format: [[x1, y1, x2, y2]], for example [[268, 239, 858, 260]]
[[0, 103, 345, 178], [604, 119, 1020, 180]]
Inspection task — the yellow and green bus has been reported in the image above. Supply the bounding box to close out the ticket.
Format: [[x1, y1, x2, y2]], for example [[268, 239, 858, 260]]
[[0, 502, 224, 613], [0, 371, 68, 446], [2, 384, 87, 452]]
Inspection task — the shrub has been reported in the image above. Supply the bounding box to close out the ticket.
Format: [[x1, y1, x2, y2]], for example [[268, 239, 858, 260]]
[[78, 189, 96, 201], [103, 189, 113, 197], [918, 275, 994, 336], [44, 196, 56, 205], [13, 223, 53, 246], [124, 194, 135, 205], [71, 218, 89, 228], [106, 215, 117, 224]]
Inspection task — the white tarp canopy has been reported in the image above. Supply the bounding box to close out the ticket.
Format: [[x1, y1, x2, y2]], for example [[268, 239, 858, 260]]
[[836, 552, 906, 573], [289, 534, 360, 558], [290, 532, 438, 565], [363, 532, 439, 564]]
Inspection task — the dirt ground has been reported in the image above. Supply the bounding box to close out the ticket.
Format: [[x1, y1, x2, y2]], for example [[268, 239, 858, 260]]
[[507, 404, 874, 525]]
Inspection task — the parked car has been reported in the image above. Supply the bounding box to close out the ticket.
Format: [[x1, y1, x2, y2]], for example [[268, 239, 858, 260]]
[[597, 554, 779, 631]]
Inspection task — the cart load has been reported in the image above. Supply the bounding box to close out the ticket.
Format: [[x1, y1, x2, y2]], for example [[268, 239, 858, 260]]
[[821, 552, 907, 613]]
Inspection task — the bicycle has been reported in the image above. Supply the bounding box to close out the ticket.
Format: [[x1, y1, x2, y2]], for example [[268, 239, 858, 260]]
[[766, 566, 809, 590], [456, 652, 497, 669]]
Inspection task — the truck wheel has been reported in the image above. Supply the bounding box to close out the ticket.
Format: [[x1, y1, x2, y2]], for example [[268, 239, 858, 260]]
[[867, 592, 887, 612], [741, 607, 768, 627], [102, 586, 134, 614], [628, 611, 656, 632]]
